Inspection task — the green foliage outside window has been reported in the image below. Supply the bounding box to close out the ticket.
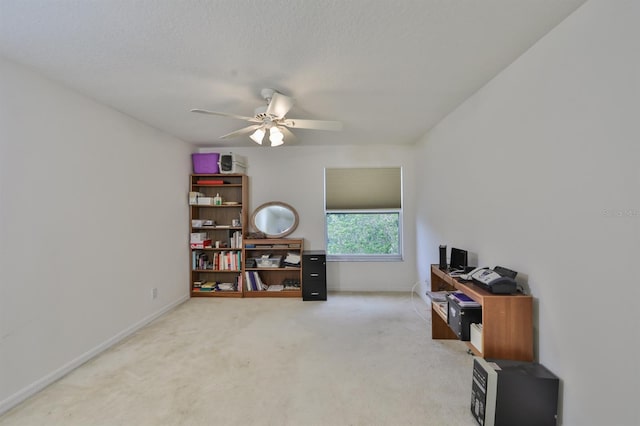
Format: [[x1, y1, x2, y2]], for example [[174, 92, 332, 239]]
[[326, 213, 399, 255]]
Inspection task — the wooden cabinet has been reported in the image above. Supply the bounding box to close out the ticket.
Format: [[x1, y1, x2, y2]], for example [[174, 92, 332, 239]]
[[189, 174, 248, 297], [243, 238, 303, 298], [430, 265, 533, 361]]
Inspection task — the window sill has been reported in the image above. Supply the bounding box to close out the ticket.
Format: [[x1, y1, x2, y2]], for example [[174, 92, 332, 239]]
[[327, 255, 403, 262]]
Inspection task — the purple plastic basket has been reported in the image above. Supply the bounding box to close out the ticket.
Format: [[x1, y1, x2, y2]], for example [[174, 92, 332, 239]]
[[192, 153, 220, 174]]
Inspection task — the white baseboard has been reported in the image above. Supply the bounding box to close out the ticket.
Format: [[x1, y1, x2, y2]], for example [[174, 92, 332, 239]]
[[0, 294, 189, 416]]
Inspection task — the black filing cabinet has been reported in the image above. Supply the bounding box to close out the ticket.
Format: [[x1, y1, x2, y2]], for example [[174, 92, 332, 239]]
[[302, 250, 326, 301]]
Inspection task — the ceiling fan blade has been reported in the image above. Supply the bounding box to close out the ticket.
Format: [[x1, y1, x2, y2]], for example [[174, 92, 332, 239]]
[[279, 126, 297, 143], [219, 124, 262, 139], [191, 109, 261, 123], [282, 118, 343, 131], [265, 92, 294, 119]]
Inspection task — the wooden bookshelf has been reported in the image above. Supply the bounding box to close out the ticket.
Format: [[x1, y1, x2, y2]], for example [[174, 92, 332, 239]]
[[189, 174, 248, 297], [243, 238, 303, 298]]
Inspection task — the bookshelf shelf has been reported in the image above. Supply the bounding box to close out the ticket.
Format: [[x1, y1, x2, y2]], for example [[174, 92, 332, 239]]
[[192, 184, 243, 187], [244, 267, 302, 271], [192, 227, 243, 231], [193, 205, 243, 208], [191, 289, 244, 297], [192, 247, 242, 251]]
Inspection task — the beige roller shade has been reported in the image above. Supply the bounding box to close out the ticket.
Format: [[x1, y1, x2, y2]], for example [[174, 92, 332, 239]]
[[325, 167, 402, 210]]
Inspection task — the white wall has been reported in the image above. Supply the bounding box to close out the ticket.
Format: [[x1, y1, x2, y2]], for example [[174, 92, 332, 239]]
[[202, 146, 418, 292], [415, 1, 639, 425], [0, 57, 192, 412]]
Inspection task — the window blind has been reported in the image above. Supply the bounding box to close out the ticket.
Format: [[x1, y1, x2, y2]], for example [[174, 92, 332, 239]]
[[325, 167, 402, 210]]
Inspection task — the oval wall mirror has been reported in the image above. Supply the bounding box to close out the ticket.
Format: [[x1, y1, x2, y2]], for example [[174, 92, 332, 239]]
[[250, 201, 299, 238]]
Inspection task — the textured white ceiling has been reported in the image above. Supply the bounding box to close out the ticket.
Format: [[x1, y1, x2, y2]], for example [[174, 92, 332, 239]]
[[0, 0, 586, 147]]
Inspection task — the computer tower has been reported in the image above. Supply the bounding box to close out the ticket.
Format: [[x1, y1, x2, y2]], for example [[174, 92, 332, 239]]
[[471, 357, 559, 426], [439, 245, 447, 269]]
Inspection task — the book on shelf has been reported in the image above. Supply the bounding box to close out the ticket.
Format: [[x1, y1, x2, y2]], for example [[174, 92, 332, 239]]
[[448, 291, 481, 307], [425, 291, 450, 303], [197, 179, 224, 185], [246, 270, 263, 291], [190, 240, 212, 249], [192, 250, 241, 271], [193, 251, 215, 270], [195, 281, 239, 292], [200, 282, 216, 292], [189, 192, 204, 204], [252, 271, 260, 291], [433, 301, 448, 318], [244, 270, 267, 291], [284, 252, 301, 265], [208, 251, 241, 271], [267, 284, 284, 291], [216, 282, 236, 291], [256, 271, 267, 290], [244, 271, 254, 291], [229, 231, 242, 249]]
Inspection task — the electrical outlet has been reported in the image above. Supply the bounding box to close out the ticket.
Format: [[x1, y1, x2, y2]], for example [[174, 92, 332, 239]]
[[152, 288, 158, 299]]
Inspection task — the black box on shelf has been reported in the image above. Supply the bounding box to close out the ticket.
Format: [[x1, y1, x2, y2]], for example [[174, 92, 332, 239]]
[[447, 296, 482, 341]]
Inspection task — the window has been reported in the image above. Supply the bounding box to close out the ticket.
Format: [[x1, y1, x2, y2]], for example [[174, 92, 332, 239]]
[[324, 167, 403, 261]]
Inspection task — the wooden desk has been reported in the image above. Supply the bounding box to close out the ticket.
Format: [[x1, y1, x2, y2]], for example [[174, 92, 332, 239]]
[[430, 265, 533, 361]]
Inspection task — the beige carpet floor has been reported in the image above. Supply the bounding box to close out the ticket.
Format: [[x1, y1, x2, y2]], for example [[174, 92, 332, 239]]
[[0, 292, 478, 426]]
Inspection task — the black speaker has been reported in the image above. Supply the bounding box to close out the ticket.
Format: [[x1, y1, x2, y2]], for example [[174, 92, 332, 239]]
[[439, 245, 447, 269]]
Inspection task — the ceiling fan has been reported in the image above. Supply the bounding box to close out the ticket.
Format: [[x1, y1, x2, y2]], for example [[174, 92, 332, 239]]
[[191, 88, 343, 146]]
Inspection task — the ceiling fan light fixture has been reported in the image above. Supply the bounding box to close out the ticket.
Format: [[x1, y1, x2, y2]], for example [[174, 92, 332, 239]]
[[269, 127, 284, 146], [191, 88, 343, 145], [250, 128, 265, 144]]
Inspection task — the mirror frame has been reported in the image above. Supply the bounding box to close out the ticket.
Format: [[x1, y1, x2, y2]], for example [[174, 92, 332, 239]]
[[250, 201, 299, 238]]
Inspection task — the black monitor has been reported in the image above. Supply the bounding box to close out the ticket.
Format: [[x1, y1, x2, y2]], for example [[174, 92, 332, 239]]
[[449, 247, 468, 272]]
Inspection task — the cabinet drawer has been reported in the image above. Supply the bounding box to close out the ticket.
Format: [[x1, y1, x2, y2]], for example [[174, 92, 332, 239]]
[[303, 255, 325, 262], [303, 255, 326, 274], [303, 279, 327, 301], [303, 270, 325, 280]]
